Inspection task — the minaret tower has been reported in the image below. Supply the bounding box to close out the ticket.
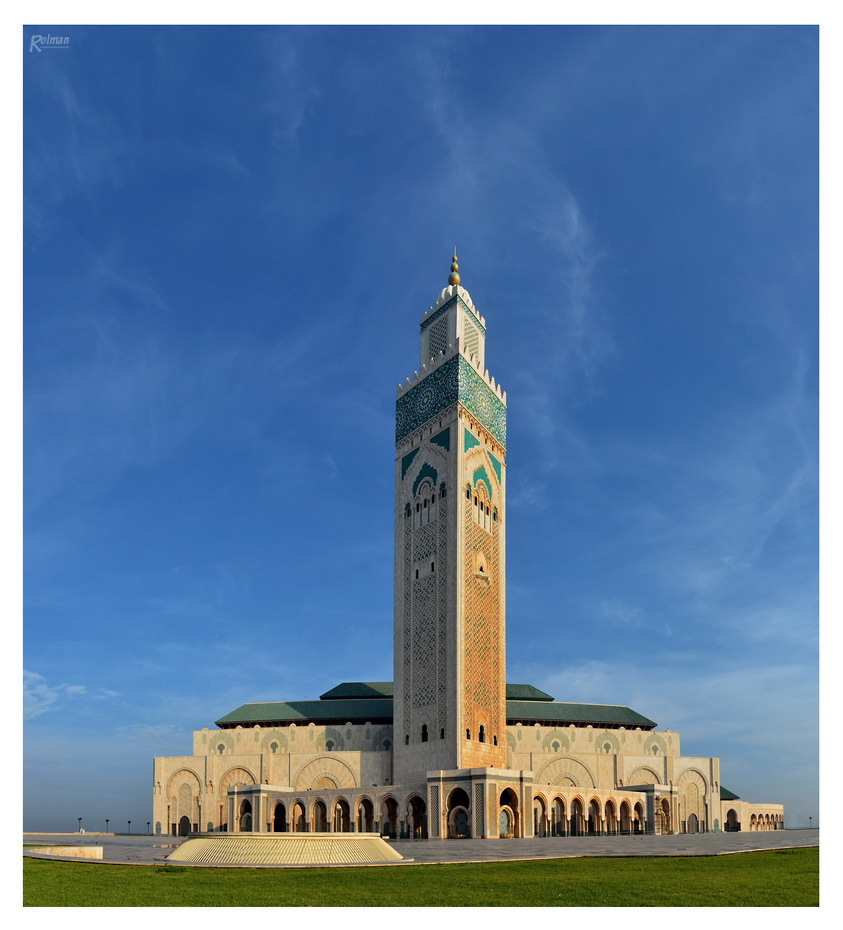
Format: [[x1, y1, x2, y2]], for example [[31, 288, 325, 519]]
[[393, 253, 508, 786]]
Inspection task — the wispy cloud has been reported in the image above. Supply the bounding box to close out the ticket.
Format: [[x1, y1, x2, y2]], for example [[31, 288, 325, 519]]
[[24, 670, 87, 719]]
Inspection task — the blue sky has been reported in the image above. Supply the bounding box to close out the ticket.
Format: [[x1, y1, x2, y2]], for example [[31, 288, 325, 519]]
[[22, 25, 818, 832]]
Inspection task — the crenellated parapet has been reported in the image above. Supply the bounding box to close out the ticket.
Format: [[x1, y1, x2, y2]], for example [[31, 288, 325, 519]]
[[396, 336, 506, 405]]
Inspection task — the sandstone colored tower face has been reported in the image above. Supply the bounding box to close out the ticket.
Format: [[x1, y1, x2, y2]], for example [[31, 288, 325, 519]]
[[393, 270, 507, 784]]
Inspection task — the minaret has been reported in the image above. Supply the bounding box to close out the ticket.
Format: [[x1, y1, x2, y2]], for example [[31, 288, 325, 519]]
[[393, 253, 508, 785]]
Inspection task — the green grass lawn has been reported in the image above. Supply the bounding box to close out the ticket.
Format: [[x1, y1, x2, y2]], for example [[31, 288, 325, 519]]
[[23, 847, 818, 907]]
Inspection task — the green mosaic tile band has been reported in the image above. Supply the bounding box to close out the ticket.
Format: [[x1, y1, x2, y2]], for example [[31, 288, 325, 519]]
[[464, 428, 481, 452], [396, 356, 507, 449]]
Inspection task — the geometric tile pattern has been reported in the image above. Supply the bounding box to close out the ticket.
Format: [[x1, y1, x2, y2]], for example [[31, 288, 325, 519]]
[[396, 356, 506, 449], [420, 295, 485, 334], [462, 480, 503, 745]]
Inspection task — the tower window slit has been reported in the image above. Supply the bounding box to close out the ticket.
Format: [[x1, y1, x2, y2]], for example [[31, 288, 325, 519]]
[[431, 561, 435, 572]]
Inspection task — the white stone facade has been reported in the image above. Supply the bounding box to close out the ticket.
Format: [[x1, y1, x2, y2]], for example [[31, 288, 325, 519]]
[[153, 264, 784, 838]]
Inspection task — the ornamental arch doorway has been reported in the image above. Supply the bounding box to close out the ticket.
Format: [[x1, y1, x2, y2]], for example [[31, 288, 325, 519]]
[[633, 801, 645, 834], [238, 799, 252, 832], [357, 798, 374, 833], [587, 799, 601, 835], [447, 787, 471, 839], [655, 798, 671, 835], [499, 787, 520, 838], [178, 815, 191, 836], [291, 801, 306, 833], [620, 800, 632, 835], [312, 799, 328, 833], [273, 801, 287, 833], [407, 795, 427, 839], [552, 797, 566, 836], [381, 797, 398, 838], [604, 799, 618, 835], [333, 798, 351, 833], [570, 798, 585, 836], [533, 795, 548, 837]]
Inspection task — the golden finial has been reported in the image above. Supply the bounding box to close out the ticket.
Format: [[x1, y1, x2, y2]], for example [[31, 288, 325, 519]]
[[448, 247, 460, 286]]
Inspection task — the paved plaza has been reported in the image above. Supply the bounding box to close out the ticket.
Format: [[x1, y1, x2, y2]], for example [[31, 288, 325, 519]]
[[23, 829, 818, 867]]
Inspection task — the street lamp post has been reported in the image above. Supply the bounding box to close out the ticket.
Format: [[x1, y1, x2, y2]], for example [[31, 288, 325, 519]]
[[77, 818, 82, 834], [128, 820, 131, 834], [105, 819, 109, 834], [147, 822, 150, 835], [809, 816, 812, 829]]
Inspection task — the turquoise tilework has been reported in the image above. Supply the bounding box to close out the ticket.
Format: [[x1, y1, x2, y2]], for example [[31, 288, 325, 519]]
[[487, 451, 502, 484], [464, 428, 481, 452], [473, 464, 492, 500], [412, 462, 439, 497], [395, 355, 506, 448], [430, 427, 451, 452], [456, 357, 506, 448], [401, 448, 420, 479]]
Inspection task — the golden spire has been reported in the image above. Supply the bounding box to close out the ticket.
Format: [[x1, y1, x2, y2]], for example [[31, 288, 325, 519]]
[[448, 247, 460, 286]]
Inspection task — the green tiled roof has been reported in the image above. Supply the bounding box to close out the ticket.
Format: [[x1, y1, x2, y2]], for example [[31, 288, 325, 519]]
[[505, 700, 656, 729], [505, 683, 554, 701], [215, 699, 394, 727], [216, 685, 656, 730], [319, 682, 393, 700], [720, 786, 740, 801]]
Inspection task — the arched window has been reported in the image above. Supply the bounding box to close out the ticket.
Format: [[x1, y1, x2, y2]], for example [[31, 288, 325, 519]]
[[431, 561, 435, 572], [270, 741, 278, 753], [217, 744, 225, 755], [405, 734, 409, 746], [325, 740, 334, 751], [493, 735, 498, 746], [440, 482, 447, 497], [466, 484, 472, 499], [383, 740, 391, 751], [466, 729, 471, 740], [421, 725, 428, 743], [405, 503, 411, 518], [440, 728, 445, 739], [479, 725, 485, 743]]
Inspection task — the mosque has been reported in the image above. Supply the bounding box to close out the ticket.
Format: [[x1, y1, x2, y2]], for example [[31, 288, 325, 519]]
[[152, 257, 784, 840]]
